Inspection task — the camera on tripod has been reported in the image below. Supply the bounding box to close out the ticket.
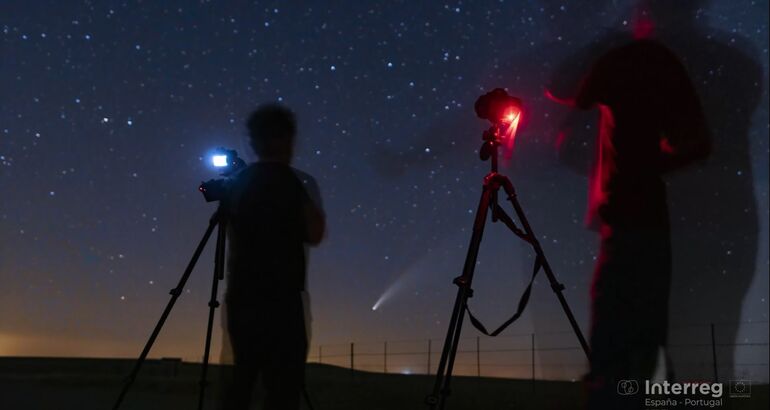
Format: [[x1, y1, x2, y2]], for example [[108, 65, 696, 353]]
[[426, 88, 588, 410], [474, 89, 523, 164], [198, 147, 246, 202], [475, 88, 522, 126]]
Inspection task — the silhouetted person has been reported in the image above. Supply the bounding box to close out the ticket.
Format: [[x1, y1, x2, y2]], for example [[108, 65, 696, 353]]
[[552, 0, 763, 385], [564, 39, 710, 409], [222, 104, 325, 410], [644, 0, 763, 382]]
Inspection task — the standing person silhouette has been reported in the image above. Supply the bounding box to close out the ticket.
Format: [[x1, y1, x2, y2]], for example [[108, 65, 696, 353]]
[[646, 0, 763, 382], [551, 0, 763, 384], [222, 104, 325, 410], [566, 39, 711, 409]]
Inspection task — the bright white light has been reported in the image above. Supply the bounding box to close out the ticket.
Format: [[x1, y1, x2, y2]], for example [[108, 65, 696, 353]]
[[212, 154, 228, 167]]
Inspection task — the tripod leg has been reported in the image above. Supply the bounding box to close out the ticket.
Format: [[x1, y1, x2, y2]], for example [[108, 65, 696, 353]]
[[428, 286, 467, 409], [198, 218, 227, 410], [509, 195, 591, 358], [303, 387, 316, 410], [427, 187, 493, 410], [113, 215, 219, 410], [436, 295, 470, 410]]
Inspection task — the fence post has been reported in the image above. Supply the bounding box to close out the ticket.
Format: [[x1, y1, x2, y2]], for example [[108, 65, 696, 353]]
[[384, 341, 388, 374], [531, 333, 536, 392], [427, 339, 432, 375], [350, 342, 355, 375], [711, 323, 719, 382], [476, 336, 481, 377], [319, 345, 323, 364]]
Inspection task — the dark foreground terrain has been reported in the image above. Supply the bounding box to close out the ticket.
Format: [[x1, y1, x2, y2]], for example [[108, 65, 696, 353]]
[[0, 357, 766, 410]]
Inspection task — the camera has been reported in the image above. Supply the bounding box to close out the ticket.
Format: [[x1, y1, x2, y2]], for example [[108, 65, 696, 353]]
[[198, 147, 246, 202], [474, 88, 522, 126], [475, 88, 524, 162]]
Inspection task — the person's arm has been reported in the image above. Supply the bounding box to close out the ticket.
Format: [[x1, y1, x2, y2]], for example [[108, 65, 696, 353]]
[[550, 50, 613, 175], [293, 168, 326, 245], [554, 110, 599, 176], [658, 115, 711, 173], [304, 201, 325, 245], [574, 51, 613, 110], [659, 57, 712, 173]]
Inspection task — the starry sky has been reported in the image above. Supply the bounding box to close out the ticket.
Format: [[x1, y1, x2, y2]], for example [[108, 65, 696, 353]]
[[1, 1, 767, 380]]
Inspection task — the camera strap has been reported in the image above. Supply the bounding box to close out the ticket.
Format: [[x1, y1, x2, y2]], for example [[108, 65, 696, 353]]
[[464, 202, 542, 337], [465, 254, 542, 337]]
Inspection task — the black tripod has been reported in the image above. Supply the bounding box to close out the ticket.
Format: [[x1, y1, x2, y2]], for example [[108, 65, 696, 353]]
[[112, 205, 228, 410], [425, 124, 591, 410], [111, 204, 317, 410]]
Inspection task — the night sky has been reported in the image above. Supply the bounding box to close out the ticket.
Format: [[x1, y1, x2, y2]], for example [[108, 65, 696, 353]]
[[1, 1, 767, 380]]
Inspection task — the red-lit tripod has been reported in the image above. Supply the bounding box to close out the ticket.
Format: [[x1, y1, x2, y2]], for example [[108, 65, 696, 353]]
[[425, 121, 591, 410]]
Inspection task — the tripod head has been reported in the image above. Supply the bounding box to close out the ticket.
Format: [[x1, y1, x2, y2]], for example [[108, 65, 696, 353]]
[[199, 147, 246, 202], [479, 125, 502, 172], [475, 88, 523, 172]]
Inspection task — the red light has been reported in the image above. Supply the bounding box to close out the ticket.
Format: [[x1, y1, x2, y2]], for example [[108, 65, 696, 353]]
[[544, 88, 574, 107], [632, 6, 655, 39], [501, 106, 520, 125], [501, 106, 522, 161]]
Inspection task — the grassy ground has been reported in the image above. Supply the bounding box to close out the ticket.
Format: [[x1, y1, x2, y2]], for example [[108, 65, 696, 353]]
[[0, 359, 767, 410]]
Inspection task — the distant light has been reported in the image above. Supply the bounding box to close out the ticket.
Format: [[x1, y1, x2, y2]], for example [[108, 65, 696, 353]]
[[212, 154, 228, 167]]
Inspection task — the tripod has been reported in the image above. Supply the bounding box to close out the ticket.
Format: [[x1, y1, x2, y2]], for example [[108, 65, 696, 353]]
[[112, 204, 316, 410], [112, 205, 227, 410], [425, 125, 591, 410]]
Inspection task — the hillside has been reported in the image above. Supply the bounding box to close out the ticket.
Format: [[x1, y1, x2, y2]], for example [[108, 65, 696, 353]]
[[0, 357, 765, 410]]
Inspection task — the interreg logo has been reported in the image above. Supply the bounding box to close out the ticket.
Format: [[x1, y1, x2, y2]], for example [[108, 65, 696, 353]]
[[644, 380, 723, 398], [617, 379, 745, 408], [617, 380, 640, 395]]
